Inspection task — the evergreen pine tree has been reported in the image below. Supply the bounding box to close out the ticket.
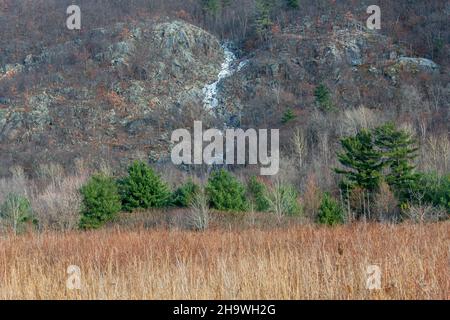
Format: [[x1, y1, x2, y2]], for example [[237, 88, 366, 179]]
[[255, 0, 273, 39], [79, 174, 122, 230], [281, 108, 296, 124], [317, 193, 344, 225], [335, 130, 384, 193], [118, 161, 171, 211], [314, 84, 333, 111], [286, 0, 300, 9], [206, 169, 248, 212], [374, 123, 419, 202], [247, 176, 270, 212]]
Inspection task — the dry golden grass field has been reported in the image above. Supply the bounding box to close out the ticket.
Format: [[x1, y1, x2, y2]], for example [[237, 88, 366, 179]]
[[0, 222, 448, 300]]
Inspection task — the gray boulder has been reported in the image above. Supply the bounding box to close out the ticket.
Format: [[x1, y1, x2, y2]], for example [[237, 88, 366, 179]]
[[397, 57, 439, 72]]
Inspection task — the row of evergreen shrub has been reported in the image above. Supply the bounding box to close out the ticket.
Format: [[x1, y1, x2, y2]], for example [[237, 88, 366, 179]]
[[78, 160, 348, 229]]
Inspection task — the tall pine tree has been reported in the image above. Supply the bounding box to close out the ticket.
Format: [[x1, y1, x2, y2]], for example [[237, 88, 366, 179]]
[[335, 130, 384, 193], [374, 123, 419, 202]]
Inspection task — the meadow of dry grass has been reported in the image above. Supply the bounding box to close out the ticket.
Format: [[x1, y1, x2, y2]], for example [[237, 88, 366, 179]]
[[0, 222, 448, 300]]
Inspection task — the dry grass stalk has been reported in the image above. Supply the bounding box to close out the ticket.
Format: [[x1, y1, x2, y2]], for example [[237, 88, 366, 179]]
[[0, 223, 447, 300]]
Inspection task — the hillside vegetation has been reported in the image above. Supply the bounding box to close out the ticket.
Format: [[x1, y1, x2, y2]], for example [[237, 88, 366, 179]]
[[0, 0, 448, 300]]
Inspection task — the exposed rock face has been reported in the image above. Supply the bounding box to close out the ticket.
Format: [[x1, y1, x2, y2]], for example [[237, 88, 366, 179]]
[[218, 24, 441, 130], [385, 57, 440, 84], [0, 17, 443, 175], [154, 21, 219, 56], [323, 29, 373, 66], [0, 19, 224, 174], [397, 57, 439, 72]]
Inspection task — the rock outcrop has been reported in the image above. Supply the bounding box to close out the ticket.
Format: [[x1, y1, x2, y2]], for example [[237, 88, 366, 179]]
[[217, 23, 441, 129], [0, 19, 224, 174], [0, 16, 443, 175]]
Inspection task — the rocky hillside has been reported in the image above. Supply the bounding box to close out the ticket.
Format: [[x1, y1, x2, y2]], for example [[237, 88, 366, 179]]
[[0, 12, 448, 176], [0, 19, 225, 175], [220, 21, 445, 130]]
